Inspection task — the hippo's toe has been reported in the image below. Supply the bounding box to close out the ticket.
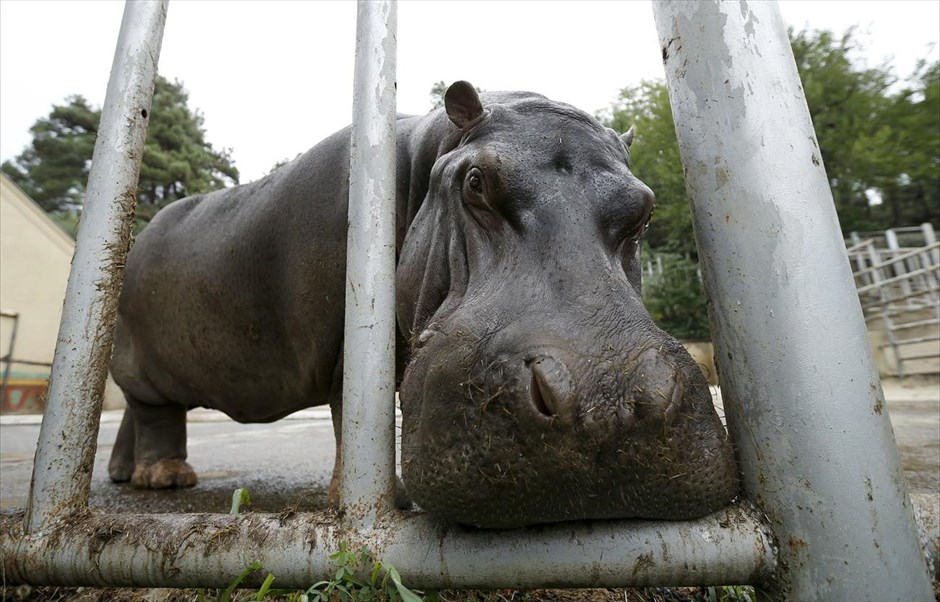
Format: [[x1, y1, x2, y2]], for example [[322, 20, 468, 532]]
[[131, 459, 198, 489], [108, 458, 135, 483]]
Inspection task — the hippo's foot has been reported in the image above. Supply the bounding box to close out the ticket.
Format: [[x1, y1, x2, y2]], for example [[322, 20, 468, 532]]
[[108, 458, 135, 483], [130, 459, 198, 489]]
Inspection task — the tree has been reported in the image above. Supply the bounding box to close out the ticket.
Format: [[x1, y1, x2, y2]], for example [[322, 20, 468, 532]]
[[876, 60, 940, 227], [598, 81, 694, 256], [138, 77, 238, 206], [599, 28, 940, 341], [788, 27, 897, 232], [600, 28, 940, 243], [642, 251, 711, 341], [2, 76, 239, 228], [1, 96, 98, 212]]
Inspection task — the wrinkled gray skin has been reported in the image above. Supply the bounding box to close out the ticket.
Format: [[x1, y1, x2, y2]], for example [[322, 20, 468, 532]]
[[110, 82, 738, 528]]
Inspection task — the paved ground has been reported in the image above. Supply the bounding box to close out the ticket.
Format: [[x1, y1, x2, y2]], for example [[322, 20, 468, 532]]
[[1, 380, 937, 514], [0, 407, 339, 514]]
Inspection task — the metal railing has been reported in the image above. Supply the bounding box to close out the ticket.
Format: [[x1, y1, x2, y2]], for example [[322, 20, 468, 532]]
[[847, 226, 940, 377], [0, 2, 934, 600]]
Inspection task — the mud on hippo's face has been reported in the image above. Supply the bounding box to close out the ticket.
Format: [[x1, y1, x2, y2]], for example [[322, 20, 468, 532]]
[[396, 82, 738, 528]]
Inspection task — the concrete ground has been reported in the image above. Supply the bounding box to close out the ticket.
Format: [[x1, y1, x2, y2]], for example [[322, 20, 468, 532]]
[[0, 407, 338, 514], [0, 380, 937, 514]]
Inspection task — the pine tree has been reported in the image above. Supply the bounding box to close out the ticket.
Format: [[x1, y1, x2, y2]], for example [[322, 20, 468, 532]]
[[2, 76, 239, 228]]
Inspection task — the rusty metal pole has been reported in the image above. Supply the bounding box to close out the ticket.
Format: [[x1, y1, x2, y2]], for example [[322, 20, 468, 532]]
[[341, 0, 398, 528], [25, 0, 168, 534], [652, 1, 933, 599]]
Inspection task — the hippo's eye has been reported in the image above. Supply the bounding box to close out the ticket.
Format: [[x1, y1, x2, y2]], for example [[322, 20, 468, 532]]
[[463, 167, 488, 209], [467, 169, 484, 193]]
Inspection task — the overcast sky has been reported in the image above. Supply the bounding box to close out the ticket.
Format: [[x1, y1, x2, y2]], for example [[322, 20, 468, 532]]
[[1, 1, 938, 183]]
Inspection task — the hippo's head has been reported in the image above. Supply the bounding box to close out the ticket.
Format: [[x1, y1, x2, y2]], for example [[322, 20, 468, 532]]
[[396, 82, 738, 528]]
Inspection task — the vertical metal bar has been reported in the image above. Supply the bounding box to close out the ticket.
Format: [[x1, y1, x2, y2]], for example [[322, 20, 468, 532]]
[[886, 229, 915, 297], [652, 2, 933, 599], [25, 0, 168, 534], [0, 311, 19, 405], [924, 222, 940, 267], [885, 228, 900, 251], [341, 0, 397, 527]]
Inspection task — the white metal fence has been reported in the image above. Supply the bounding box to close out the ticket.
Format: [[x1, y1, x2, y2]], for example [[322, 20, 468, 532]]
[[847, 224, 940, 377]]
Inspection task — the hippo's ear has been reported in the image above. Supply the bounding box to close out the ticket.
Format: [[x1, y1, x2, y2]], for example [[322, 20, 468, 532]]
[[445, 81, 485, 129], [621, 125, 636, 148]]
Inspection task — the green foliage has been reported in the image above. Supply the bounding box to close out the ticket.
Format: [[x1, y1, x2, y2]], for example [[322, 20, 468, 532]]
[[430, 81, 449, 110], [302, 542, 422, 602], [706, 585, 756, 602], [1, 96, 98, 212], [642, 251, 711, 341], [2, 75, 239, 230], [198, 539, 422, 602], [230, 487, 252, 514], [138, 76, 239, 205], [876, 60, 940, 228], [789, 27, 893, 232], [598, 28, 940, 248], [598, 81, 692, 256], [195, 561, 277, 602]]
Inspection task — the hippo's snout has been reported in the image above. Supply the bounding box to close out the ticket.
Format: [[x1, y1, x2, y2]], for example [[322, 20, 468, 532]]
[[400, 326, 739, 528], [630, 347, 684, 434], [523, 347, 685, 436], [474, 345, 647, 429]]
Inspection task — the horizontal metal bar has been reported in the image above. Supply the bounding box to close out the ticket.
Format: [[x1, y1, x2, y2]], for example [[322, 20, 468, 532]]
[[893, 318, 940, 331], [854, 242, 940, 277], [880, 335, 940, 348], [864, 302, 940, 317], [862, 288, 940, 309], [898, 352, 940, 362], [857, 268, 940, 294], [0, 504, 777, 589], [846, 239, 875, 254], [0, 358, 54, 368], [890, 227, 933, 234]]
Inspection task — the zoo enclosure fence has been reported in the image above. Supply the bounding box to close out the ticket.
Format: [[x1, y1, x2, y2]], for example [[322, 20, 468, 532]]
[[847, 224, 940, 378], [0, 2, 935, 600]]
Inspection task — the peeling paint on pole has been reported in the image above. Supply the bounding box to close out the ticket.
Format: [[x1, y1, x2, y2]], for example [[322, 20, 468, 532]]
[[24, 0, 168, 535], [342, 0, 398, 528], [652, 1, 933, 599]]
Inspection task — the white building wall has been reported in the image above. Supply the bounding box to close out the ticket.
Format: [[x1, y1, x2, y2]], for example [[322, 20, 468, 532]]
[[0, 174, 124, 410]]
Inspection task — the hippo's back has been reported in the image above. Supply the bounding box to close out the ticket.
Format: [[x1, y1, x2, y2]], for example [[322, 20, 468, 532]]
[[111, 126, 354, 421]]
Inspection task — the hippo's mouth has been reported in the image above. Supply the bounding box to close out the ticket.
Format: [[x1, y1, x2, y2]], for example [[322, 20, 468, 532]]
[[398, 327, 739, 529]]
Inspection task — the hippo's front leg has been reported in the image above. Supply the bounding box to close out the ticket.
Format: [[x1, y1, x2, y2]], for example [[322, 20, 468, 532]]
[[111, 398, 197, 489]]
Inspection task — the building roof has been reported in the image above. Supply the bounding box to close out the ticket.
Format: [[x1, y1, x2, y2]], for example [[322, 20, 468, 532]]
[[0, 173, 75, 256]]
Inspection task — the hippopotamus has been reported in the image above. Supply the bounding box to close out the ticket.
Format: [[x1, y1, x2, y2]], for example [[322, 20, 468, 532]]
[[109, 81, 738, 528]]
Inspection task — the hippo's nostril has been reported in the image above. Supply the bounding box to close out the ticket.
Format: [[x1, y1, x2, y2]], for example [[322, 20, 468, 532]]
[[527, 355, 574, 420], [530, 370, 555, 417]]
